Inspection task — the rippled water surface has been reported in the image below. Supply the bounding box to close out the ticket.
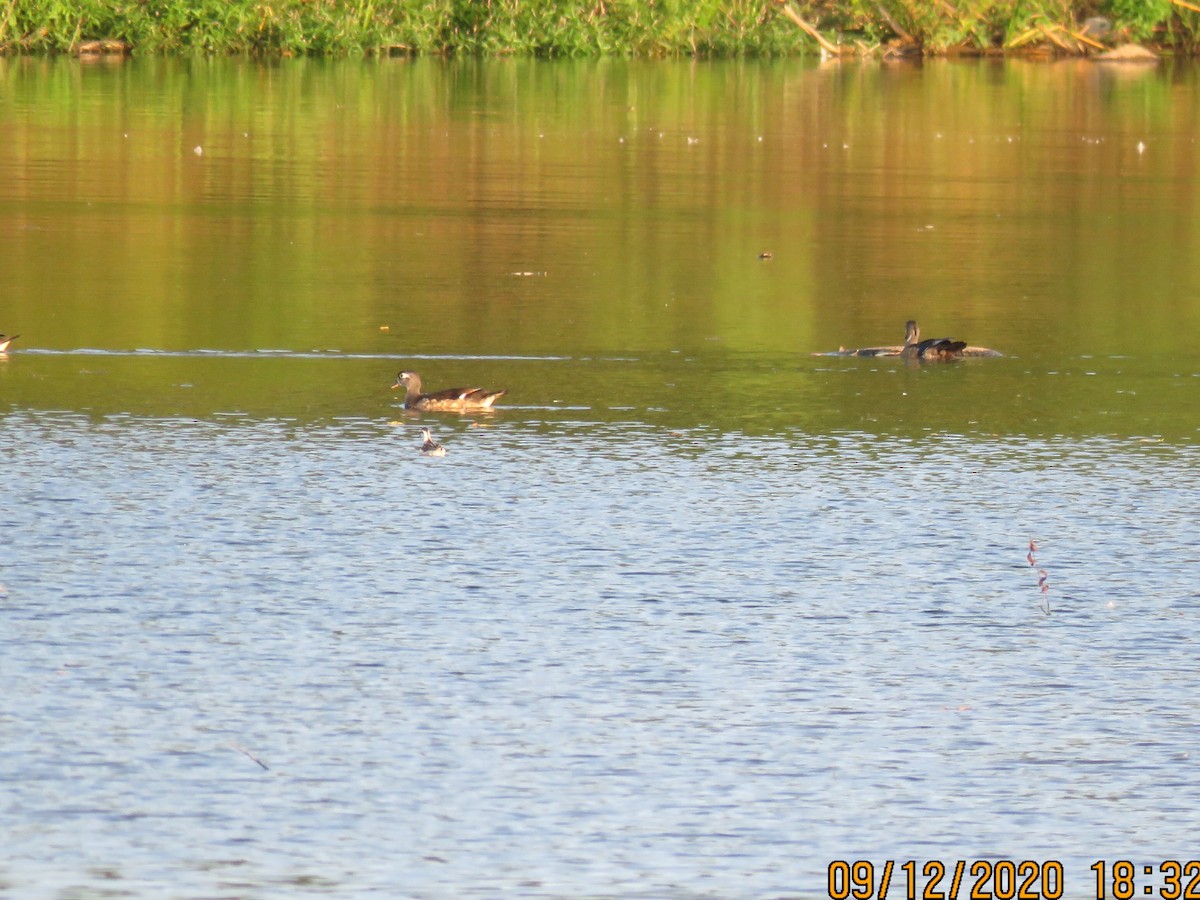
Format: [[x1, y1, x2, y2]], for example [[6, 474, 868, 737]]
[[3, 55, 1200, 898], [4, 410, 1198, 898]]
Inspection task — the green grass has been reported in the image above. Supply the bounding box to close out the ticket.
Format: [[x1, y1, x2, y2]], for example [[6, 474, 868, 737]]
[[1, 0, 1197, 56], [816, 0, 1200, 52]]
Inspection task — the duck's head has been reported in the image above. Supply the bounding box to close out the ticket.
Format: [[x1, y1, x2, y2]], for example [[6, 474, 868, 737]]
[[904, 320, 920, 345], [391, 371, 417, 391]]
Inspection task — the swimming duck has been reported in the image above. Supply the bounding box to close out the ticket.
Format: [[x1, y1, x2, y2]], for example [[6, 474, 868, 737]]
[[0, 334, 20, 353], [391, 371, 507, 411], [899, 320, 967, 360], [813, 321, 1001, 358], [419, 427, 447, 457], [899, 320, 1003, 359]]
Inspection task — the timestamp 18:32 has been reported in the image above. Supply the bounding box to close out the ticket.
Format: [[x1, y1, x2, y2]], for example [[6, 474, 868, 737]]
[[1091, 861, 1200, 899], [826, 860, 1200, 900]]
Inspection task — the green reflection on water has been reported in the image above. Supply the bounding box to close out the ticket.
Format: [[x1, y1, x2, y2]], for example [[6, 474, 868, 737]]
[[1, 56, 1198, 438]]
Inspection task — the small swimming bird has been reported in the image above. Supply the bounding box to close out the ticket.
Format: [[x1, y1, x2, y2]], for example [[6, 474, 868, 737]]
[[0, 334, 20, 353], [419, 427, 447, 457], [391, 371, 507, 411]]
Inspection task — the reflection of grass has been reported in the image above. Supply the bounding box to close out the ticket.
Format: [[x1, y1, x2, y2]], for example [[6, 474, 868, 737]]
[[5, 1, 1198, 56]]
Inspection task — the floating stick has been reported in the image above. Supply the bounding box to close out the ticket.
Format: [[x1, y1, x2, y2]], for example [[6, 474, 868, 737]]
[[230, 743, 270, 771]]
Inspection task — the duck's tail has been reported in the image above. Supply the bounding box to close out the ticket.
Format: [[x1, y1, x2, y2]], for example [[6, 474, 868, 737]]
[[473, 388, 508, 408]]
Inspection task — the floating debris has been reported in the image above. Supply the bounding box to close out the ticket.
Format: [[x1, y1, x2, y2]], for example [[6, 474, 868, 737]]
[[1094, 43, 1160, 63], [75, 39, 131, 56], [1028, 540, 1050, 615]]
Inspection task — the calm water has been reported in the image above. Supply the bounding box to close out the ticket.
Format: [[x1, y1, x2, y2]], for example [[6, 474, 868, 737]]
[[2, 56, 1200, 898]]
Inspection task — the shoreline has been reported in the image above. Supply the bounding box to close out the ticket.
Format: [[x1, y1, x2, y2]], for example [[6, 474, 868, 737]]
[[0, 1, 1191, 59]]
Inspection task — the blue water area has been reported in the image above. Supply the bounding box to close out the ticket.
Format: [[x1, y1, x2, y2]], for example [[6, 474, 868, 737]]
[[2, 408, 1196, 896]]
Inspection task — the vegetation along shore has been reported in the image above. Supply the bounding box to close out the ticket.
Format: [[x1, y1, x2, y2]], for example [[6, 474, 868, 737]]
[[1, 1, 1195, 58]]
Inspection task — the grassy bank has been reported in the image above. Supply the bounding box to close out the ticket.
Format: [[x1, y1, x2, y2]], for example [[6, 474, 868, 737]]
[[1, 0, 1197, 57]]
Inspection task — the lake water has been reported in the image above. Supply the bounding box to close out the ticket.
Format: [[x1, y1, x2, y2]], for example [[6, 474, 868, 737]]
[[2, 56, 1199, 898]]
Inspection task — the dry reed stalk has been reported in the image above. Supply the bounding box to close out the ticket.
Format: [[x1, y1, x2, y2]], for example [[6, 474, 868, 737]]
[[1068, 27, 1107, 51], [777, 0, 847, 56], [1039, 24, 1077, 52]]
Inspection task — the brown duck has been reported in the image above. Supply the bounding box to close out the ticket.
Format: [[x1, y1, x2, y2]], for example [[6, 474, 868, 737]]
[[814, 321, 1001, 359], [899, 320, 967, 360], [899, 320, 1002, 360], [391, 371, 507, 411]]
